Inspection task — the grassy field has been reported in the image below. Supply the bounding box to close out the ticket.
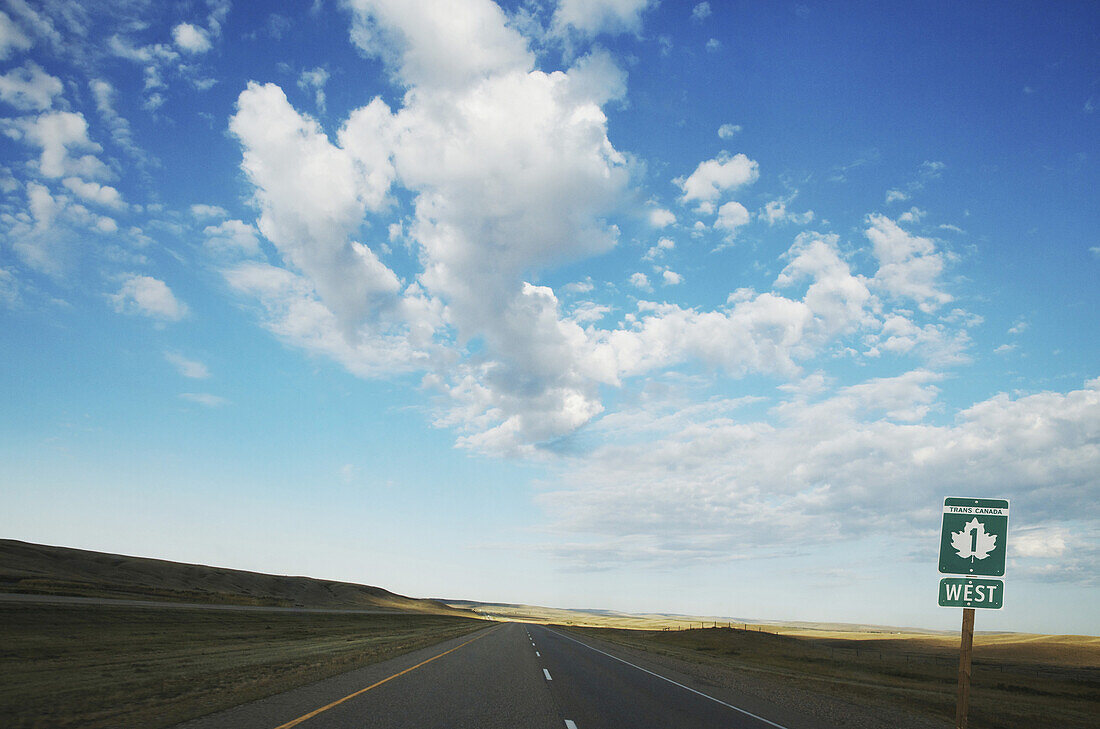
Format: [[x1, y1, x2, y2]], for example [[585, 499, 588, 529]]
[[572, 625, 1100, 729], [0, 602, 485, 729]]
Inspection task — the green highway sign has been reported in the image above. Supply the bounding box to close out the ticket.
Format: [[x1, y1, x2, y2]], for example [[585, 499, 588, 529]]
[[938, 497, 1009, 577], [939, 578, 1004, 609]]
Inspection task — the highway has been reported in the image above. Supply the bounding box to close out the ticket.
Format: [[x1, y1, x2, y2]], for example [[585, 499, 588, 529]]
[[175, 622, 813, 729]]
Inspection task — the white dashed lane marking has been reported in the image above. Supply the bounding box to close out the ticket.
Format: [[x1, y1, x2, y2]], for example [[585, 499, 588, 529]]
[[564, 721, 578, 729], [543, 668, 553, 681]]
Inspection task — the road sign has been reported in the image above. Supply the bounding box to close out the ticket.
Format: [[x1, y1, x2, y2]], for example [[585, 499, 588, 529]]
[[938, 497, 1009, 577], [938, 578, 1004, 609]]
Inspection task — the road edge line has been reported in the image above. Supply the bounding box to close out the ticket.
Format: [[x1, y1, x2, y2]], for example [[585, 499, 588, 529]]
[[545, 627, 790, 729], [272, 625, 499, 729]]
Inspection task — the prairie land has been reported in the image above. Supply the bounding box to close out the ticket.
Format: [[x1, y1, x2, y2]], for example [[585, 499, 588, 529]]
[[570, 624, 1100, 729], [0, 601, 484, 729]]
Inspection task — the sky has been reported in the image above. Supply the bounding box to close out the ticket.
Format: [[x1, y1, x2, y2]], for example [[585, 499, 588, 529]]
[[1, 0, 1097, 635]]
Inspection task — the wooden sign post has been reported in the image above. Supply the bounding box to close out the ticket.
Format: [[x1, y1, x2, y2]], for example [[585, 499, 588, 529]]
[[955, 607, 975, 729]]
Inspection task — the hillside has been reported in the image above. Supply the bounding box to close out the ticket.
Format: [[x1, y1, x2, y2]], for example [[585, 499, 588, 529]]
[[0, 539, 470, 615]]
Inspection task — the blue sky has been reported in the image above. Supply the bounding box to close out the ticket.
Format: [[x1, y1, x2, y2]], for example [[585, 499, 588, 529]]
[[1, 0, 1097, 635]]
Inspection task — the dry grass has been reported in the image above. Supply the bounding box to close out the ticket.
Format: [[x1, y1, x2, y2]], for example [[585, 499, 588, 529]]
[[0, 602, 484, 729], [569, 625, 1100, 729], [0, 539, 471, 616]]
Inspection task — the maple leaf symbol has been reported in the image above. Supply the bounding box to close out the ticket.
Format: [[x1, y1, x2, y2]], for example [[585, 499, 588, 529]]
[[951, 518, 998, 560]]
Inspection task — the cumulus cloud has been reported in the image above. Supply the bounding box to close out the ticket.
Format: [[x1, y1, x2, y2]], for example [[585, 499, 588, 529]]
[[865, 213, 952, 312], [110, 274, 188, 321], [539, 377, 1100, 568], [717, 123, 740, 138], [642, 237, 674, 261], [762, 196, 814, 226], [347, 0, 534, 89], [16, 111, 109, 179], [203, 219, 261, 256], [219, 0, 988, 463], [551, 0, 652, 37], [5, 181, 121, 274], [230, 82, 401, 333], [190, 203, 228, 218], [180, 392, 227, 407], [172, 23, 211, 53], [89, 79, 143, 162], [647, 207, 675, 228], [297, 66, 329, 113], [676, 152, 759, 204], [714, 200, 750, 237], [61, 177, 125, 209], [165, 352, 210, 379], [691, 3, 712, 21], [0, 62, 62, 110], [0, 10, 32, 59]]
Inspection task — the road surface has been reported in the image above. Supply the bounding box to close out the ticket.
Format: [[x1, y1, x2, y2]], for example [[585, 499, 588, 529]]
[[175, 622, 818, 729]]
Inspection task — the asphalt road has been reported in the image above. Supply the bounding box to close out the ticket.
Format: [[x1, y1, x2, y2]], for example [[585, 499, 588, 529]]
[[175, 622, 817, 729]]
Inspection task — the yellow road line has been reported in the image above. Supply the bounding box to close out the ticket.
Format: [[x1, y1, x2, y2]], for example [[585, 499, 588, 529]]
[[272, 625, 499, 729]]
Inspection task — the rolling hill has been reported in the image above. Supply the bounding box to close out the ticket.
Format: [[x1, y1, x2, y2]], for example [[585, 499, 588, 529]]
[[0, 539, 469, 615]]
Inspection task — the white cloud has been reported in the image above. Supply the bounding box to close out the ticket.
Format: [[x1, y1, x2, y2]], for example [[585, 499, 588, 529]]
[[89, 79, 143, 162], [862, 314, 971, 367], [714, 200, 750, 237], [165, 352, 210, 379], [190, 203, 228, 218], [762, 197, 814, 226], [172, 23, 211, 53], [563, 278, 595, 294], [347, 0, 534, 89], [297, 66, 329, 113], [717, 123, 740, 138], [6, 181, 122, 274], [61, 177, 125, 209], [865, 213, 952, 312], [994, 343, 1017, 355], [642, 237, 675, 261], [647, 207, 675, 228], [885, 189, 908, 203], [0, 266, 19, 306], [110, 274, 189, 321], [223, 262, 433, 378], [551, 0, 652, 37], [705, 38, 721, 53], [17, 111, 109, 179], [1013, 528, 1067, 558], [539, 377, 1100, 568], [691, 3, 712, 21], [180, 392, 227, 407], [0, 10, 32, 59], [203, 219, 261, 256], [230, 82, 401, 333], [676, 152, 759, 204], [1008, 318, 1028, 335], [897, 206, 925, 223], [219, 0, 985, 461], [0, 62, 62, 110]]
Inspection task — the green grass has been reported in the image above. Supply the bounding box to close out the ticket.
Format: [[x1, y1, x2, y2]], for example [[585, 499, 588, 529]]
[[0, 603, 485, 729], [570, 626, 1100, 729]]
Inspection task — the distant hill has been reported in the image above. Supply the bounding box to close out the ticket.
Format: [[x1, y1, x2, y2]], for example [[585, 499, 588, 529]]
[[0, 539, 471, 616]]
